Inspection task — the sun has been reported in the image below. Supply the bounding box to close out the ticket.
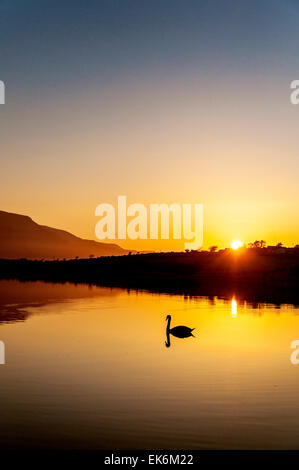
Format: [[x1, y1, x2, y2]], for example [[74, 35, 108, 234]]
[[231, 239, 243, 250]]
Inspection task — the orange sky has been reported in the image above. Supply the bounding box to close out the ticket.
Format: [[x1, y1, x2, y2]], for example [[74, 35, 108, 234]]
[[0, 1, 298, 251]]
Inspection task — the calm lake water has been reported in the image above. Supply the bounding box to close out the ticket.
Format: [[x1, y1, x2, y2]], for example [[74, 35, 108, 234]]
[[0, 279, 299, 450]]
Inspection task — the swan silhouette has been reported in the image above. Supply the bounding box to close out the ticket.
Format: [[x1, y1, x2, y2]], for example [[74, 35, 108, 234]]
[[165, 315, 195, 347]]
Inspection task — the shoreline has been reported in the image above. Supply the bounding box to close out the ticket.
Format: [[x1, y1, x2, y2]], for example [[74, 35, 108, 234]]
[[0, 249, 298, 305]]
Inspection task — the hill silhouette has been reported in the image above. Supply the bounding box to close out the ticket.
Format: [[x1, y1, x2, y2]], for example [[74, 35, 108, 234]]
[[0, 210, 127, 259]]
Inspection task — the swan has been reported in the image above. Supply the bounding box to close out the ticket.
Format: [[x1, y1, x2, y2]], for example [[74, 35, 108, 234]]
[[166, 314, 195, 338]]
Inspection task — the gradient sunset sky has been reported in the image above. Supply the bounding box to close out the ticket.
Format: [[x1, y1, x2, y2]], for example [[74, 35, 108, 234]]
[[0, 0, 298, 250]]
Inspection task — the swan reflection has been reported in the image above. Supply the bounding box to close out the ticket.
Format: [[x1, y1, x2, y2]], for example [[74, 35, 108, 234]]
[[165, 314, 195, 348]]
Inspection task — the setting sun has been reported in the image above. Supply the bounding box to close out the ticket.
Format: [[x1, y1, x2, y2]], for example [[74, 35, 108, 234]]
[[231, 240, 243, 250]]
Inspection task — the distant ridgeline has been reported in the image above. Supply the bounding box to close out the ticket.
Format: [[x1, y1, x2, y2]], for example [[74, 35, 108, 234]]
[[0, 247, 298, 305], [0, 210, 128, 259]]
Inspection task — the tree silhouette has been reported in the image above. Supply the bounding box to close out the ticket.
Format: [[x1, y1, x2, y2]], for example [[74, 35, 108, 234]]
[[251, 240, 267, 248]]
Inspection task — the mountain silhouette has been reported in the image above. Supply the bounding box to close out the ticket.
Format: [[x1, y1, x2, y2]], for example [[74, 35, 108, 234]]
[[0, 210, 127, 259]]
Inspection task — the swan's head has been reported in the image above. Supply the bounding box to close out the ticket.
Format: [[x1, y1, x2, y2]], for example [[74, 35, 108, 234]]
[[166, 315, 171, 321]]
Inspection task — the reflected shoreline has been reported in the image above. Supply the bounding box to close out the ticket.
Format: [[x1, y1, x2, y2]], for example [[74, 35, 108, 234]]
[[0, 278, 298, 325], [1, 276, 298, 307]]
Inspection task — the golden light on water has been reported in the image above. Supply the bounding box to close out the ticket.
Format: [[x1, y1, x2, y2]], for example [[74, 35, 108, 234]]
[[231, 240, 243, 250], [231, 298, 238, 317]]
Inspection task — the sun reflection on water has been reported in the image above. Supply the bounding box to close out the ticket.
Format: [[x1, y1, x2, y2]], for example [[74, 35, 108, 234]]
[[232, 298, 238, 317]]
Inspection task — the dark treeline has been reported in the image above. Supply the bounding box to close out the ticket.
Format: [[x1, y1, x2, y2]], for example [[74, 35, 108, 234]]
[[0, 248, 298, 305]]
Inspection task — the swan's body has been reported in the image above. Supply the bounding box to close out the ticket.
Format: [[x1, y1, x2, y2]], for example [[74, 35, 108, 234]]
[[169, 325, 195, 338], [165, 315, 195, 345]]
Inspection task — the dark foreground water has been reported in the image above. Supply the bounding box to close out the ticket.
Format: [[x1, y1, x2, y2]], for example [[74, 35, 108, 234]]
[[0, 280, 299, 450]]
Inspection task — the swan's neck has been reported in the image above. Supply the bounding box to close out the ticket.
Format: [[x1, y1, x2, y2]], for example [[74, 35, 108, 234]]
[[166, 316, 171, 331]]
